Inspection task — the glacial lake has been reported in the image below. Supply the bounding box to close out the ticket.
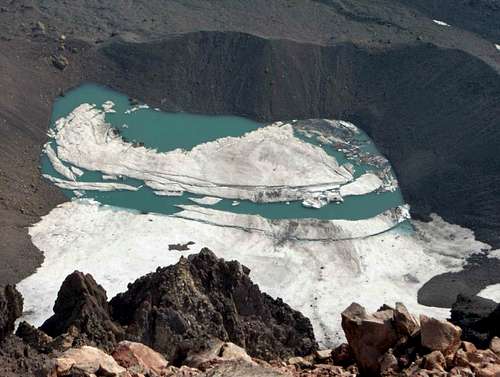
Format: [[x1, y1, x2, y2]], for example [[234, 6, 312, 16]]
[[42, 83, 405, 221]]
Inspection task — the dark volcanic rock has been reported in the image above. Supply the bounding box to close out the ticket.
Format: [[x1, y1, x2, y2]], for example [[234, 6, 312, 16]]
[[0, 335, 50, 377], [40, 271, 123, 351], [0, 285, 23, 341], [110, 248, 317, 362], [451, 294, 500, 348], [15, 321, 53, 353]]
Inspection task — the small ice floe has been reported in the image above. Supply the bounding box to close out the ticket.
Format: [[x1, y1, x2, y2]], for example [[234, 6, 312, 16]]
[[154, 108, 160, 111], [188, 196, 223, 206], [70, 166, 84, 177], [154, 190, 184, 197], [124, 104, 149, 114], [121, 124, 129, 129], [231, 201, 240, 206], [302, 193, 328, 209], [73, 190, 84, 198], [286, 201, 290, 205], [102, 100, 116, 113], [433, 19, 450, 27], [495, 44, 500, 51], [102, 174, 118, 180]]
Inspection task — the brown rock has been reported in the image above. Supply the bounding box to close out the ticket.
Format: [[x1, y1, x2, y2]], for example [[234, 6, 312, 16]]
[[55, 346, 127, 376], [490, 337, 500, 356], [420, 315, 462, 355], [394, 302, 420, 338], [184, 339, 254, 370], [379, 349, 398, 373], [476, 363, 500, 377], [51, 54, 69, 70], [331, 343, 354, 366], [341, 303, 398, 375], [461, 341, 477, 353], [449, 367, 475, 377], [423, 351, 446, 372], [288, 356, 312, 368], [112, 341, 168, 376], [315, 349, 333, 362]]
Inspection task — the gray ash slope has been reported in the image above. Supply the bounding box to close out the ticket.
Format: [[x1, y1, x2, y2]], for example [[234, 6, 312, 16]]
[[0, 0, 499, 303]]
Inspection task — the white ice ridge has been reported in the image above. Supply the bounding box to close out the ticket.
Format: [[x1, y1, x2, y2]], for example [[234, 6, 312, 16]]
[[43, 175, 139, 191], [188, 196, 223, 206], [18, 200, 490, 346], [433, 19, 450, 27], [44, 143, 76, 181], [49, 104, 357, 203]]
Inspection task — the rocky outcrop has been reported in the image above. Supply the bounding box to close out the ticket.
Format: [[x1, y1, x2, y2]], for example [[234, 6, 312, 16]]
[[110, 248, 317, 362], [341, 302, 500, 376], [450, 294, 500, 348], [0, 285, 23, 341], [40, 271, 123, 351]]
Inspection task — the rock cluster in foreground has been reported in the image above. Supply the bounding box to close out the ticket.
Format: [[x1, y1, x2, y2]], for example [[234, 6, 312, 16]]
[[2, 250, 500, 376]]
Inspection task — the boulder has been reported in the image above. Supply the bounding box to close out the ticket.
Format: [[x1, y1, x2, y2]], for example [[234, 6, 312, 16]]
[[41, 271, 123, 351], [489, 337, 500, 356], [112, 341, 168, 375], [184, 339, 254, 370], [341, 303, 398, 375], [201, 359, 286, 377], [331, 343, 355, 366], [394, 302, 420, 338], [314, 349, 332, 362], [420, 315, 462, 355], [51, 54, 69, 70], [287, 356, 312, 368], [110, 249, 317, 362], [0, 285, 23, 341], [423, 351, 446, 372], [379, 349, 398, 374], [53, 346, 127, 376]]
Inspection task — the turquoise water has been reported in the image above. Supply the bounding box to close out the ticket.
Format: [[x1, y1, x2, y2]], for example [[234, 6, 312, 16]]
[[42, 83, 405, 220]]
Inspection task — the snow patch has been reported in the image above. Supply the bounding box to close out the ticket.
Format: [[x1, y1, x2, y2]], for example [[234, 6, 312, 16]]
[[433, 20, 450, 27], [188, 196, 223, 206], [17, 201, 485, 346], [478, 284, 500, 303]]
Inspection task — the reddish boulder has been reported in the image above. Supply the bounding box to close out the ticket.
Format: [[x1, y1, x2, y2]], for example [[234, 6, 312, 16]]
[[112, 341, 169, 376], [420, 315, 462, 355], [341, 303, 398, 375]]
